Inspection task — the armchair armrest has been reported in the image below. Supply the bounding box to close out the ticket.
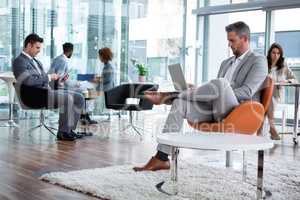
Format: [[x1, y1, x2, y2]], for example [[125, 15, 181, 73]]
[[188, 101, 265, 135], [222, 101, 264, 134]]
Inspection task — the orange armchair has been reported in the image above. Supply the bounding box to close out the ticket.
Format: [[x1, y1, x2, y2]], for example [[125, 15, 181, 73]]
[[188, 77, 274, 135]]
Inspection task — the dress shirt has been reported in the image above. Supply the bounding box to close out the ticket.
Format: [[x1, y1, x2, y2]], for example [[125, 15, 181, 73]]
[[224, 49, 250, 82]]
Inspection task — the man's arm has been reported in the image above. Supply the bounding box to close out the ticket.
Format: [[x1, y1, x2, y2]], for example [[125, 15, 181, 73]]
[[233, 55, 268, 101], [49, 57, 67, 75], [13, 58, 49, 87]]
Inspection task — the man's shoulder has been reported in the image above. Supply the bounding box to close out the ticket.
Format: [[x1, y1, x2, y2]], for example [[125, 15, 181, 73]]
[[51, 55, 65, 66], [222, 55, 234, 65], [53, 55, 64, 62], [13, 54, 27, 65], [248, 51, 266, 60]]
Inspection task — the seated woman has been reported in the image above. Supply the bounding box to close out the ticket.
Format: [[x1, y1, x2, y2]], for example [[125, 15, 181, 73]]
[[98, 47, 115, 91], [267, 43, 297, 140]]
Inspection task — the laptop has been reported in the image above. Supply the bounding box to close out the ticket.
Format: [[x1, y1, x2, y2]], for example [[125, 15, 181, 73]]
[[168, 63, 188, 91]]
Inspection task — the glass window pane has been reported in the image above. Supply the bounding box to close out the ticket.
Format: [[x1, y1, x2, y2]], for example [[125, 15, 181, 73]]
[[273, 8, 300, 68], [0, 0, 12, 108], [129, 0, 184, 90]]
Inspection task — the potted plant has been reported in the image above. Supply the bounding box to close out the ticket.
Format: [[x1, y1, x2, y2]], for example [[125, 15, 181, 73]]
[[135, 63, 148, 82]]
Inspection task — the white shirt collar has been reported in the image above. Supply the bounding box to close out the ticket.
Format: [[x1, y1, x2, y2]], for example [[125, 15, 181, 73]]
[[62, 54, 68, 60], [235, 49, 250, 62], [22, 51, 34, 60]]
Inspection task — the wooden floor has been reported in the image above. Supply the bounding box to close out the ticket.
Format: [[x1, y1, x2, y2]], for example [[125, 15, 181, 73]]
[[0, 113, 299, 200]]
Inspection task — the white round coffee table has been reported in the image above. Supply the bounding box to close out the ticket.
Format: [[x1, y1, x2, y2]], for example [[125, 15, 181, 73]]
[[156, 131, 274, 200]]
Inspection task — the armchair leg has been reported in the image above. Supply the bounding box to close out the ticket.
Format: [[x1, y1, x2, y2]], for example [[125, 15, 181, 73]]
[[26, 111, 57, 136], [156, 147, 179, 195], [226, 151, 232, 167], [120, 111, 144, 139], [42, 122, 57, 136], [242, 151, 247, 182]]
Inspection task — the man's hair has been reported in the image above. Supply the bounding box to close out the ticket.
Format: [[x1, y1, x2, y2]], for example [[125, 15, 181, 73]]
[[24, 33, 43, 47], [225, 21, 250, 40], [63, 42, 74, 53]]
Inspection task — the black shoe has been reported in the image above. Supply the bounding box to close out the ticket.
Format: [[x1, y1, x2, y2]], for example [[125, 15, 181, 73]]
[[71, 130, 84, 139], [86, 113, 98, 124], [57, 131, 76, 141], [81, 113, 98, 125], [78, 131, 93, 136]]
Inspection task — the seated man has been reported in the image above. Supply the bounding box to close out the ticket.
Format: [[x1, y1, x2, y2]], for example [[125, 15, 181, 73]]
[[12, 33, 86, 141], [133, 21, 268, 171], [48, 42, 97, 125]]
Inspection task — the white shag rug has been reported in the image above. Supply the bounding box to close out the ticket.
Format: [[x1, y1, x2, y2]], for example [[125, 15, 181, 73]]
[[40, 154, 300, 200]]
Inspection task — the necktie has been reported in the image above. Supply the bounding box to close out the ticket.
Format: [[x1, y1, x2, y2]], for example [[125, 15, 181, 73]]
[[32, 58, 42, 74]]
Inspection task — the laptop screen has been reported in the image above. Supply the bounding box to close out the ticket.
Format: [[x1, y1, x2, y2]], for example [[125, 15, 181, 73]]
[[168, 63, 187, 91]]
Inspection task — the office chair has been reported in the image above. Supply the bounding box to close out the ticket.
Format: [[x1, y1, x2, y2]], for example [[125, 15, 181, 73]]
[[104, 83, 159, 136], [14, 83, 58, 136]]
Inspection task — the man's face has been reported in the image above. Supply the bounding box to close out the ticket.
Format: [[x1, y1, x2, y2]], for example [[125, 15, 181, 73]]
[[27, 42, 42, 57], [227, 31, 246, 56], [66, 50, 73, 58]]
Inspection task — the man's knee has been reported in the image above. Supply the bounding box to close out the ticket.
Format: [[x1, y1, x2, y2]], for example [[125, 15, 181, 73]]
[[210, 78, 230, 88], [210, 78, 230, 89], [74, 93, 84, 108]]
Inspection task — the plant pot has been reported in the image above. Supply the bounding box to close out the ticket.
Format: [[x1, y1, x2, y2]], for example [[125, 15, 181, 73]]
[[138, 75, 146, 82]]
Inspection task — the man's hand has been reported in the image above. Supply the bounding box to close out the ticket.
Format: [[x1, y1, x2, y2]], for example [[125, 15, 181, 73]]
[[91, 75, 102, 83], [143, 91, 176, 105], [187, 83, 195, 89], [49, 73, 60, 81], [61, 73, 69, 82]]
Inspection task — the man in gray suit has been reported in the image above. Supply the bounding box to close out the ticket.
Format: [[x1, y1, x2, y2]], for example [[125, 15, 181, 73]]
[[134, 21, 268, 171], [12, 33, 85, 141]]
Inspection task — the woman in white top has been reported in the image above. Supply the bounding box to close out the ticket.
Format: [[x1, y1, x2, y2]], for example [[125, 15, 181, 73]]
[[267, 43, 297, 140]]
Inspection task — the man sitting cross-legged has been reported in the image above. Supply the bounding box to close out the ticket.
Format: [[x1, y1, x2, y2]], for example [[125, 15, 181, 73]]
[[133, 21, 268, 172]]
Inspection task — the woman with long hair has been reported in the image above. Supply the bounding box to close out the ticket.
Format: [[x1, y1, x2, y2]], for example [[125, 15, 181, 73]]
[[267, 43, 297, 140]]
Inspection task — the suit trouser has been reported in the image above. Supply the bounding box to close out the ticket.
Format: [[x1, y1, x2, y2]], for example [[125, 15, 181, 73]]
[[157, 78, 239, 155], [63, 82, 95, 113], [47, 89, 84, 133]]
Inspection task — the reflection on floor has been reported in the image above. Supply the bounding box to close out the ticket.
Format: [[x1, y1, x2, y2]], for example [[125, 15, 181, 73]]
[[0, 111, 299, 200]]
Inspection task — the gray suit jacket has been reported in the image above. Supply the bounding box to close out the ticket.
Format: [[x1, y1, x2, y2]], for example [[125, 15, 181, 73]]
[[217, 51, 268, 102], [12, 53, 49, 89], [48, 54, 68, 75]]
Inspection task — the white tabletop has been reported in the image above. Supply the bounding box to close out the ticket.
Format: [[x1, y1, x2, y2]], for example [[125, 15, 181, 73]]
[[0, 72, 15, 82], [274, 82, 300, 87], [157, 131, 274, 151]]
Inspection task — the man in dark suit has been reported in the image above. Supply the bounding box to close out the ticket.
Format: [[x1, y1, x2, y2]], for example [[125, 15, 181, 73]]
[[12, 33, 85, 141]]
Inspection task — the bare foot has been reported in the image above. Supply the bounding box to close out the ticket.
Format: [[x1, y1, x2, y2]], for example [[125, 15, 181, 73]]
[[133, 156, 170, 172], [144, 91, 174, 105]]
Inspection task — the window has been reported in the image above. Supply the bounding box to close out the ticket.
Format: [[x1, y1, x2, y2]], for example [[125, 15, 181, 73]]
[[129, 0, 184, 88]]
